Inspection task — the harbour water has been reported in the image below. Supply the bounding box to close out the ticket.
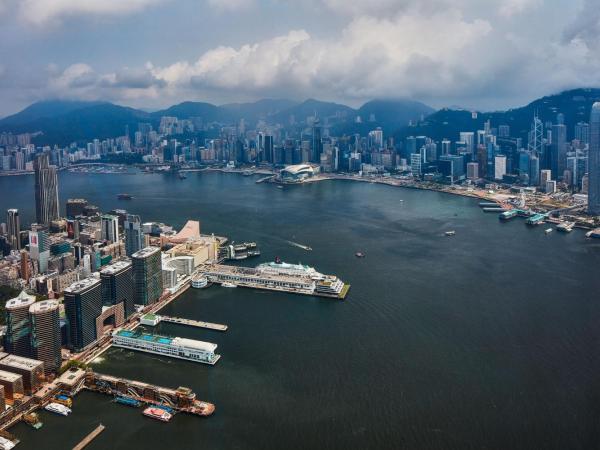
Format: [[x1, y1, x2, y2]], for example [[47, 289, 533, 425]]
[[1, 172, 600, 449]]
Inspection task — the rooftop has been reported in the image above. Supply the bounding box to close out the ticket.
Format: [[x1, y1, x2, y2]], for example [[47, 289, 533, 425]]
[[29, 300, 59, 314], [0, 370, 22, 383], [64, 276, 101, 294], [131, 246, 161, 259], [6, 291, 36, 310], [0, 354, 44, 371], [100, 260, 132, 275]]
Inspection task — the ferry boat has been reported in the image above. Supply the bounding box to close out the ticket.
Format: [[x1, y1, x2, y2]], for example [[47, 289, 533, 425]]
[[115, 395, 141, 408], [113, 329, 221, 365], [247, 249, 261, 257], [191, 275, 210, 289], [499, 209, 519, 221], [355, 252, 365, 258], [0, 437, 15, 450], [117, 193, 133, 200], [556, 221, 575, 232], [143, 407, 172, 422], [221, 282, 237, 288], [45, 402, 72, 416], [445, 231, 456, 236], [545, 228, 553, 234], [586, 228, 600, 238]]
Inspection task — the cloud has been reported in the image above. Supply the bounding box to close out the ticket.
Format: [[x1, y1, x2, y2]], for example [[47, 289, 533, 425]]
[[562, 0, 600, 50], [17, 0, 166, 25], [206, 0, 255, 12], [498, 0, 543, 17]]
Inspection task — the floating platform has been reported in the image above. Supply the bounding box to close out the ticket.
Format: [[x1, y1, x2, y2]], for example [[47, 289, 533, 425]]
[[140, 313, 228, 332]]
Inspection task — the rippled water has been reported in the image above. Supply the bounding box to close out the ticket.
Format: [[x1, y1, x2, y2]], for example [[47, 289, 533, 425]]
[[1, 171, 600, 450]]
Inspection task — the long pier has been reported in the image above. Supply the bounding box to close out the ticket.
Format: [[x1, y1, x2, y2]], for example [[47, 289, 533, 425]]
[[72, 424, 105, 450]]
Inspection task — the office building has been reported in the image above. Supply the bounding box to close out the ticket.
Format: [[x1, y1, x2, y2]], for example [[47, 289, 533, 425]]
[[588, 103, 600, 214], [132, 247, 163, 305], [6, 209, 20, 250], [312, 119, 322, 163], [0, 370, 24, 401], [0, 354, 44, 394], [101, 214, 119, 243], [540, 169, 552, 188], [124, 214, 143, 256], [29, 300, 62, 375], [63, 277, 103, 352], [551, 123, 567, 179], [66, 198, 87, 218], [494, 155, 507, 181], [4, 291, 35, 357], [34, 153, 59, 225], [101, 260, 135, 319], [466, 162, 479, 180]]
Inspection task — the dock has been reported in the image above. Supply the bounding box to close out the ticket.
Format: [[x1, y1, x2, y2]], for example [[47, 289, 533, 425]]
[[140, 313, 228, 332], [73, 424, 105, 450]]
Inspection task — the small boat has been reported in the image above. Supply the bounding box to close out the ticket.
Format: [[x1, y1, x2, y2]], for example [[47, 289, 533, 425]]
[[23, 412, 43, 429], [221, 282, 237, 288], [355, 252, 365, 258], [53, 394, 72, 408], [117, 193, 133, 200], [0, 437, 15, 450], [115, 395, 141, 408], [178, 173, 187, 180], [445, 231, 456, 236], [276, 185, 284, 189], [143, 406, 172, 422], [45, 402, 71, 416], [545, 228, 553, 234], [275, 256, 282, 264]]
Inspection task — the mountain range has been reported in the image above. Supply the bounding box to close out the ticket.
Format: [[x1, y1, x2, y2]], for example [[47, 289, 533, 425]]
[[1, 88, 599, 147], [0, 98, 433, 146]]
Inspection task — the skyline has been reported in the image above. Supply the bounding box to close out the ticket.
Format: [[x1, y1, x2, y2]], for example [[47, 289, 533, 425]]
[[1, 0, 600, 116]]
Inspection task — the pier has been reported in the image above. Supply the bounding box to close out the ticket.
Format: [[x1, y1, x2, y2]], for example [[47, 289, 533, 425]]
[[72, 424, 105, 450], [140, 313, 228, 332], [85, 370, 215, 417]]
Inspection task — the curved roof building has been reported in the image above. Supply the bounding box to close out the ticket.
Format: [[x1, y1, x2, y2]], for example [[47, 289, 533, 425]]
[[280, 164, 315, 181]]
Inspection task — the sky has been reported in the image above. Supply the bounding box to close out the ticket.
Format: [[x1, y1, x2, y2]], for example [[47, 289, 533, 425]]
[[0, 0, 599, 117]]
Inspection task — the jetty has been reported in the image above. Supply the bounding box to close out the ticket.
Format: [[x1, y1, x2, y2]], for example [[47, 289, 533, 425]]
[[72, 424, 105, 450], [140, 313, 228, 332]]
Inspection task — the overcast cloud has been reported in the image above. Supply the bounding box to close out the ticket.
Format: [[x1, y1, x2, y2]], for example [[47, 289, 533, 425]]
[[0, 0, 597, 116]]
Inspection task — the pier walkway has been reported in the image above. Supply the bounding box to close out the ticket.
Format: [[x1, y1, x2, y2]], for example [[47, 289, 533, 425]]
[[140, 313, 228, 331], [73, 424, 105, 450]]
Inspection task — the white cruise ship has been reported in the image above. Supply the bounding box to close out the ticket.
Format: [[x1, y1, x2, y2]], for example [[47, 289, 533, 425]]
[[45, 402, 72, 416], [113, 330, 221, 365]]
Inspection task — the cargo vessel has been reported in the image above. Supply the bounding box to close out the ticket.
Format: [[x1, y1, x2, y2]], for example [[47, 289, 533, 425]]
[[143, 407, 172, 422]]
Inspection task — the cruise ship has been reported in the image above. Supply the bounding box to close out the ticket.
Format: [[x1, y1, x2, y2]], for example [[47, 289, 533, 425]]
[[45, 402, 72, 416], [112, 330, 221, 365], [200, 260, 349, 299]]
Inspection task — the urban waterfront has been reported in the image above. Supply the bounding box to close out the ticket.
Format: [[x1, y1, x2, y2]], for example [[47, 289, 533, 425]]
[[1, 171, 600, 449]]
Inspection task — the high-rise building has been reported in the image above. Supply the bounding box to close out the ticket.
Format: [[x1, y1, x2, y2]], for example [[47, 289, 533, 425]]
[[63, 277, 103, 352], [551, 124, 567, 180], [494, 155, 507, 181], [29, 300, 61, 375], [101, 214, 119, 243], [101, 260, 135, 319], [4, 291, 35, 357], [0, 355, 44, 394], [33, 153, 59, 225], [588, 103, 600, 215], [132, 247, 163, 306], [575, 122, 590, 146], [466, 162, 479, 180], [6, 209, 20, 250], [312, 119, 322, 163], [124, 215, 143, 256]]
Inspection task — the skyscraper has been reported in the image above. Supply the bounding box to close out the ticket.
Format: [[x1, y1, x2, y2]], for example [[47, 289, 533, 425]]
[[588, 102, 600, 215], [6, 209, 20, 250], [4, 291, 35, 357], [312, 118, 322, 163], [101, 260, 135, 319], [551, 123, 567, 180], [132, 246, 163, 306], [29, 300, 61, 375], [63, 277, 103, 352], [124, 214, 143, 256], [33, 153, 59, 225], [101, 214, 119, 243]]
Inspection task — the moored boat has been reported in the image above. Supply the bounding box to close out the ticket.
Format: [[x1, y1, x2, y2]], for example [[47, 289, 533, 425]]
[[143, 407, 172, 422], [221, 282, 237, 288], [45, 402, 72, 416]]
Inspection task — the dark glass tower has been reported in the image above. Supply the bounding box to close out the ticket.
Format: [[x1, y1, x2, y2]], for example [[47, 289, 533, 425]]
[[63, 277, 103, 352], [589, 103, 600, 215], [29, 300, 61, 375], [132, 246, 163, 306], [34, 153, 59, 225], [101, 260, 135, 319]]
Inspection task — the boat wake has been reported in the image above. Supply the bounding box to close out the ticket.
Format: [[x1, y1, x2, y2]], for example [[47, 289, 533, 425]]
[[287, 240, 313, 251]]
